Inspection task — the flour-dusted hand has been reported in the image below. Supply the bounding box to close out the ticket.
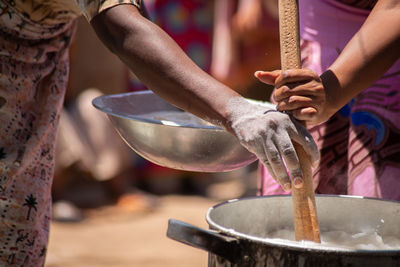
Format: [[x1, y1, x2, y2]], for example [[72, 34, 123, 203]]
[[226, 97, 319, 191]]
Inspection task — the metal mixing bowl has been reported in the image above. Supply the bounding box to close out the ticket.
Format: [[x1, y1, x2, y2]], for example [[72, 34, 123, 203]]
[[92, 90, 258, 172]]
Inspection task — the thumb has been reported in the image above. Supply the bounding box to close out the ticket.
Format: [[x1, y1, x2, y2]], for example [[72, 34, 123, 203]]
[[254, 70, 281, 85]]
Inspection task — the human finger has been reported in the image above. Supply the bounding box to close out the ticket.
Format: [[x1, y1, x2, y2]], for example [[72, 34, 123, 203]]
[[264, 139, 292, 191], [288, 119, 320, 165], [254, 70, 281, 85], [290, 107, 318, 122], [263, 161, 282, 190], [273, 80, 324, 103], [275, 69, 320, 88], [274, 134, 304, 189], [276, 95, 315, 111], [251, 140, 279, 183]]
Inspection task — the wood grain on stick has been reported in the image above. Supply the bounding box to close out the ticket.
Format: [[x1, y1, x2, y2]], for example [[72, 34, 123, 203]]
[[278, 0, 321, 243]]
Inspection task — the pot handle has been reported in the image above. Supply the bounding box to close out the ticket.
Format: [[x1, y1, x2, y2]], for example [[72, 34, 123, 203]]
[[167, 219, 242, 263]]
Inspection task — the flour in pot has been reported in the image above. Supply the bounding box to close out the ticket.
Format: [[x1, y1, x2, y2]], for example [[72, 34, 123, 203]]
[[264, 228, 400, 250], [137, 111, 215, 127]]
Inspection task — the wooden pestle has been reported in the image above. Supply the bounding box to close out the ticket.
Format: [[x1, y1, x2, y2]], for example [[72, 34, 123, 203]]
[[278, 0, 321, 242]]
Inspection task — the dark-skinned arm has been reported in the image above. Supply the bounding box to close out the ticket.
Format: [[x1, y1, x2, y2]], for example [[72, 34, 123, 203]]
[[89, 4, 320, 189], [91, 4, 239, 131], [327, 0, 400, 110], [255, 0, 400, 125]]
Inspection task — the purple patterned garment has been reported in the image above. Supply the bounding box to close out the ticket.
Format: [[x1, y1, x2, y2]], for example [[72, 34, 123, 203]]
[[259, 0, 400, 201]]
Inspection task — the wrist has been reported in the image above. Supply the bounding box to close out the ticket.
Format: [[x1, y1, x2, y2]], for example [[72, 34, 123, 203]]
[[320, 69, 345, 117]]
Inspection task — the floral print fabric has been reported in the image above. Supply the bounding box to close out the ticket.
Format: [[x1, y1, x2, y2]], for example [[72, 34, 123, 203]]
[[2, 0, 140, 25], [77, 0, 141, 21], [0, 3, 75, 264], [0, 0, 140, 265]]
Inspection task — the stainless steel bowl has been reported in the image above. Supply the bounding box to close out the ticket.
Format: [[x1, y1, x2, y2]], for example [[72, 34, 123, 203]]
[[92, 90, 258, 172]]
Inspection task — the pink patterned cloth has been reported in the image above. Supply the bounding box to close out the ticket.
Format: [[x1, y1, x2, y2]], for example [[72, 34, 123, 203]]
[[259, 0, 400, 201], [0, 0, 142, 264], [0, 0, 141, 265], [0, 3, 75, 265]]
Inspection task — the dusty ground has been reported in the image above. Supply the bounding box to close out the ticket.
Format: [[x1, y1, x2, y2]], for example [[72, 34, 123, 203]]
[[46, 195, 217, 267]]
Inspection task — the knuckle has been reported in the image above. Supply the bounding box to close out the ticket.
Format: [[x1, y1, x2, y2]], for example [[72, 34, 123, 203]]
[[282, 146, 295, 157], [284, 149, 298, 161], [263, 159, 272, 167], [269, 151, 281, 163], [281, 85, 291, 95], [290, 168, 302, 178], [267, 119, 279, 131], [288, 96, 297, 104], [304, 68, 320, 79], [314, 83, 324, 92], [281, 70, 290, 81], [276, 102, 284, 110]]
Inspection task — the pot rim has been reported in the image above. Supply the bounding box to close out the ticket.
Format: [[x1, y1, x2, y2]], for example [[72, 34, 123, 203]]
[[205, 194, 400, 255]]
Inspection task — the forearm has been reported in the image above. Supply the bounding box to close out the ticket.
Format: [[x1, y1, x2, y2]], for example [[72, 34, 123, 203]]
[[91, 5, 241, 131], [89, 4, 320, 184], [325, 0, 400, 111]]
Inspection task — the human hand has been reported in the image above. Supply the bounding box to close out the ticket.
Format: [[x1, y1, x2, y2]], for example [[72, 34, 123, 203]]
[[226, 97, 319, 191], [255, 69, 338, 125]]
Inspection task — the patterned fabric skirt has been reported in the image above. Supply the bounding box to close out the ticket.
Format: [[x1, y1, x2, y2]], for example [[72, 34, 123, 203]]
[[259, 0, 400, 201], [0, 1, 76, 265]]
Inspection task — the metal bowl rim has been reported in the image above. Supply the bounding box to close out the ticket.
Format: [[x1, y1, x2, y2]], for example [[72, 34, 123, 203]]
[[92, 91, 225, 130], [205, 194, 400, 255]]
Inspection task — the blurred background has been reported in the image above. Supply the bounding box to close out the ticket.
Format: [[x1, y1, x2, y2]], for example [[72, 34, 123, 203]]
[[46, 0, 280, 266]]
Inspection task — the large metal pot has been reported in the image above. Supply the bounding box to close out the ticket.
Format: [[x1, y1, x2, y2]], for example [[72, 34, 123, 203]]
[[167, 195, 400, 266]]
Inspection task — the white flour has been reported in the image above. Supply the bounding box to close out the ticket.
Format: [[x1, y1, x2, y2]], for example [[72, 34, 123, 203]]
[[265, 228, 400, 250]]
